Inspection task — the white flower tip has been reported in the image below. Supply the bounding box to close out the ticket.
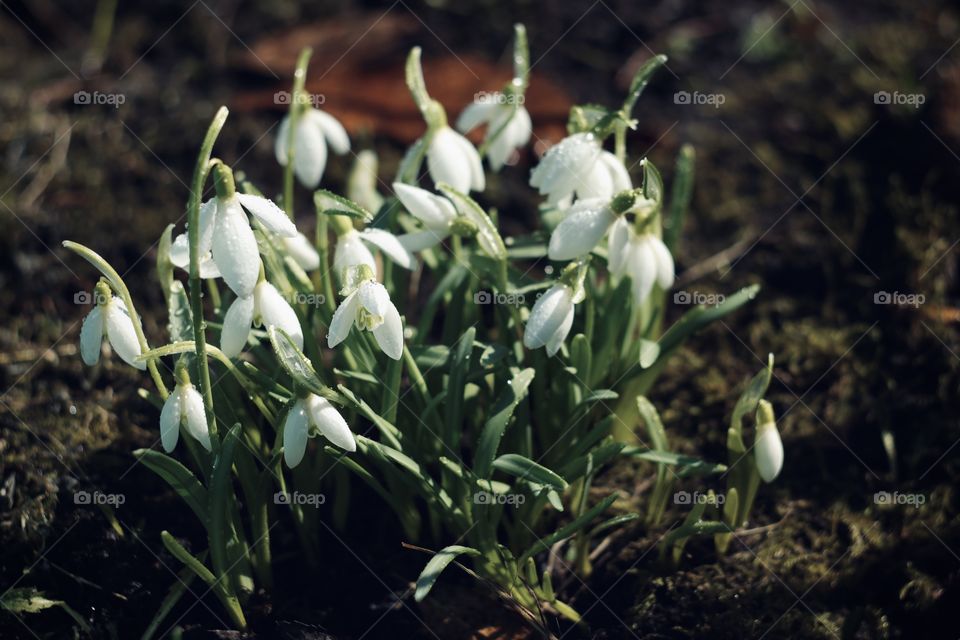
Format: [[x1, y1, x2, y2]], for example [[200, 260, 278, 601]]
[[755, 422, 783, 483]]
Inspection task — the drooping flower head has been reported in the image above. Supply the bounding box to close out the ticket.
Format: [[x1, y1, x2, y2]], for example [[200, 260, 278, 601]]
[[530, 133, 630, 206], [283, 393, 355, 467], [523, 259, 588, 356], [328, 213, 416, 278], [327, 264, 403, 360], [80, 280, 145, 370], [393, 182, 459, 252], [220, 279, 304, 359], [160, 362, 211, 453], [276, 105, 350, 189], [457, 92, 532, 171], [754, 400, 783, 483]]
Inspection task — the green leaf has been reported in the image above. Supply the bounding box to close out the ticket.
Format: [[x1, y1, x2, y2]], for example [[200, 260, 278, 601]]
[[134, 449, 208, 525], [314, 189, 374, 223], [437, 184, 507, 260], [405, 46, 430, 115], [492, 454, 567, 489], [623, 54, 668, 116], [730, 353, 774, 438], [208, 424, 241, 593], [659, 284, 760, 357], [622, 447, 727, 475], [664, 144, 695, 252], [521, 494, 618, 562], [414, 545, 481, 602], [1, 588, 91, 632], [160, 531, 246, 629], [445, 327, 475, 452], [139, 556, 202, 640], [474, 368, 535, 478], [157, 223, 175, 296], [268, 326, 339, 402], [639, 338, 660, 368], [642, 159, 664, 205], [337, 386, 403, 449]]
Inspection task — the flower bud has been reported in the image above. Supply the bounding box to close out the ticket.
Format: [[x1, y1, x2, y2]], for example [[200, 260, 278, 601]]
[[212, 162, 236, 200], [328, 213, 355, 237], [754, 400, 783, 483]]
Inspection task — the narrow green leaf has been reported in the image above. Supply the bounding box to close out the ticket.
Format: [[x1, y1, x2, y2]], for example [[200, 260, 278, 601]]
[[414, 545, 481, 602], [437, 184, 507, 260], [314, 189, 373, 223], [268, 326, 339, 402], [134, 449, 208, 525], [474, 368, 535, 478], [521, 494, 618, 562], [623, 54, 668, 116], [664, 144, 695, 252], [492, 454, 567, 489]]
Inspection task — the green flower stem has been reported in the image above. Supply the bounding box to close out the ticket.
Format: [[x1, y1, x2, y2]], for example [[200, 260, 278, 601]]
[[187, 106, 229, 449], [61, 241, 168, 399], [283, 47, 313, 218]]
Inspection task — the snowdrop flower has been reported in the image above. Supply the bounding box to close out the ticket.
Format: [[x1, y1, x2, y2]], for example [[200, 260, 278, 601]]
[[282, 232, 320, 271], [607, 216, 674, 305], [523, 261, 587, 356], [393, 182, 458, 251], [160, 364, 211, 453], [170, 164, 298, 298], [327, 212, 416, 276], [548, 197, 619, 261], [530, 133, 631, 205], [283, 394, 355, 467], [427, 126, 485, 193], [754, 400, 783, 483], [328, 265, 403, 360], [456, 94, 532, 171], [276, 107, 350, 189], [220, 280, 303, 358], [80, 282, 145, 370], [347, 150, 385, 215]]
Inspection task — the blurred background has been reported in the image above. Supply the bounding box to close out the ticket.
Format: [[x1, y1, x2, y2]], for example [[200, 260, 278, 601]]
[[2, 0, 960, 637]]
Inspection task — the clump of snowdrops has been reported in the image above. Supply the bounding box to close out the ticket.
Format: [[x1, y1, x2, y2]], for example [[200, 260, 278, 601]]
[[64, 25, 783, 634]]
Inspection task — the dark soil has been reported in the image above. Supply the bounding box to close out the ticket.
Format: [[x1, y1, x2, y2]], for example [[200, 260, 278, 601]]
[[3, 0, 960, 638]]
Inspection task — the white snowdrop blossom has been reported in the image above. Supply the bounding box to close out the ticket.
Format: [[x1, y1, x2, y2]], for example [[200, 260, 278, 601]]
[[276, 108, 350, 188], [169, 189, 297, 298], [607, 216, 674, 305], [754, 401, 783, 483], [456, 95, 532, 171], [220, 281, 304, 358], [328, 267, 403, 360], [283, 394, 355, 468], [334, 227, 416, 276], [578, 150, 631, 201], [80, 291, 145, 370], [282, 232, 321, 271], [427, 126, 485, 193], [530, 133, 600, 205], [523, 284, 578, 356], [160, 380, 211, 453], [393, 182, 458, 252], [547, 198, 618, 261]]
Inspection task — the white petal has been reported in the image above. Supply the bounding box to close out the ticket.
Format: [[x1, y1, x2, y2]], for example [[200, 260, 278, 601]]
[[282, 400, 310, 468], [428, 127, 484, 193], [371, 301, 403, 360], [293, 114, 329, 188], [198, 198, 217, 255], [452, 127, 486, 192], [545, 305, 575, 357], [220, 294, 255, 358], [487, 106, 531, 171], [306, 395, 355, 452], [627, 240, 657, 304], [607, 217, 631, 277], [524, 285, 573, 350], [755, 423, 784, 483], [309, 109, 350, 155], [255, 282, 303, 350], [455, 100, 497, 133], [181, 385, 211, 451], [547, 200, 616, 260], [361, 229, 417, 270], [283, 233, 320, 271], [334, 231, 376, 277], [358, 281, 391, 318], [530, 133, 600, 203], [393, 182, 457, 228], [578, 151, 631, 200], [80, 305, 104, 366], [211, 198, 260, 298], [237, 193, 297, 237], [647, 235, 675, 289], [275, 115, 291, 166], [398, 229, 450, 252], [104, 299, 145, 370], [159, 389, 181, 453], [328, 290, 360, 348], [170, 234, 221, 278]]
